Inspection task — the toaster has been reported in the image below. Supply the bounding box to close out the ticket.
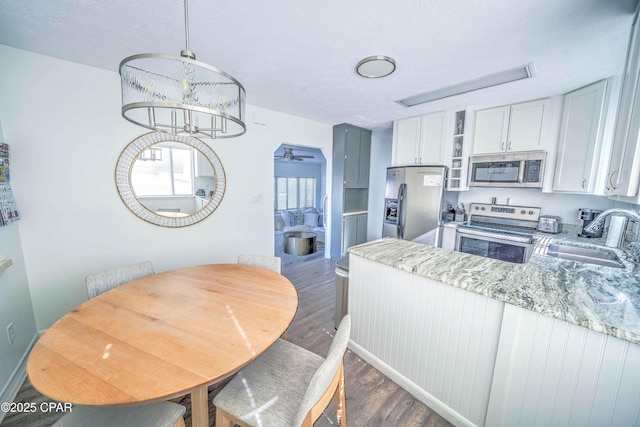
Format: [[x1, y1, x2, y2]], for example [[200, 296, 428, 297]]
[[538, 215, 562, 234]]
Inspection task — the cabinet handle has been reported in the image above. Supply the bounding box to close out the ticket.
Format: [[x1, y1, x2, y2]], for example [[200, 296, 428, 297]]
[[508, 141, 512, 150], [582, 178, 586, 189], [501, 142, 505, 151], [609, 169, 619, 190]]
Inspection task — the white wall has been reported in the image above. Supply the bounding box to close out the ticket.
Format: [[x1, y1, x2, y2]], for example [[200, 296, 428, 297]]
[[0, 118, 38, 407], [0, 45, 333, 331], [367, 128, 393, 241]]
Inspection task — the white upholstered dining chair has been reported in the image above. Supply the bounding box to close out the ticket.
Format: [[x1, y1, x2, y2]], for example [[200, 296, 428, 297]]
[[237, 254, 282, 273], [85, 261, 155, 299], [51, 401, 186, 427], [213, 315, 351, 427]]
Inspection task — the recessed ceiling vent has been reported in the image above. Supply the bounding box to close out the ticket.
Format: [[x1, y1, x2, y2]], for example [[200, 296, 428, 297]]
[[396, 63, 535, 107]]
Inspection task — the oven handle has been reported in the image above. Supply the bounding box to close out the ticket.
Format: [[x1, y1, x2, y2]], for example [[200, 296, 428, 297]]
[[456, 227, 533, 244], [397, 183, 407, 239]]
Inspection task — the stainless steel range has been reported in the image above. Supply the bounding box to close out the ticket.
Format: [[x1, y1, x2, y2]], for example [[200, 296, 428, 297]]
[[454, 203, 541, 263]]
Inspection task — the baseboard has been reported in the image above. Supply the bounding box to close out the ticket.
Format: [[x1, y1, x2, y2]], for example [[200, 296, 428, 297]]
[[0, 332, 39, 424], [348, 339, 477, 427]]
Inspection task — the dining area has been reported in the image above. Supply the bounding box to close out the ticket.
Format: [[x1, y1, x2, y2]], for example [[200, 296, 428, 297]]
[[20, 258, 350, 427]]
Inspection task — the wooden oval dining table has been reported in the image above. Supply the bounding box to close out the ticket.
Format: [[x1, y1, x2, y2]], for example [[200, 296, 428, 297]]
[[27, 264, 298, 427]]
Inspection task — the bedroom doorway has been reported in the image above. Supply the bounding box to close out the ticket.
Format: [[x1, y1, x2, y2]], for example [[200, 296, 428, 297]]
[[273, 143, 327, 263]]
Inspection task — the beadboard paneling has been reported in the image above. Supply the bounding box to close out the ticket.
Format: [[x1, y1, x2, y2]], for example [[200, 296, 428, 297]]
[[486, 304, 640, 427], [350, 255, 504, 426]]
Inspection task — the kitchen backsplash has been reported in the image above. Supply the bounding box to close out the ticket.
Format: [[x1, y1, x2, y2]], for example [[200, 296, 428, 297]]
[[455, 188, 637, 225]]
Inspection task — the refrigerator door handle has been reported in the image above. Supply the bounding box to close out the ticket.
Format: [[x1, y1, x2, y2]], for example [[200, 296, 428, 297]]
[[397, 183, 407, 239]]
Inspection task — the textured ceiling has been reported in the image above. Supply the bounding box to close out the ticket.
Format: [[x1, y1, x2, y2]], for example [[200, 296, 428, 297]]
[[0, 0, 637, 132]]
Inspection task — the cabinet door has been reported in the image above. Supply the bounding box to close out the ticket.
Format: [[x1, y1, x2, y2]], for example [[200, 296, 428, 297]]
[[357, 131, 371, 187], [609, 12, 640, 197], [342, 215, 358, 257], [473, 106, 510, 154], [355, 213, 368, 245], [553, 81, 607, 193], [343, 128, 362, 188], [393, 117, 421, 165], [418, 111, 446, 164], [508, 99, 549, 152], [342, 214, 368, 256], [195, 151, 214, 177]]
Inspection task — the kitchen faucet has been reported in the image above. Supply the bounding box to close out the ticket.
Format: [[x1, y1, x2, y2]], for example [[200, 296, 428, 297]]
[[583, 208, 640, 247]]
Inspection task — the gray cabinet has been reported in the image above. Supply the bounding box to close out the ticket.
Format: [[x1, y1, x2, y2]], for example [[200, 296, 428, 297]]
[[341, 213, 368, 256], [344, 127, 371, 188], [331, 123, 372, 260]]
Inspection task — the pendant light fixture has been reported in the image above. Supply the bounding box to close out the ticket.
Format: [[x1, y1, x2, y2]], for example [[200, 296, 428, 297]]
[[119, 0, 246, 139]]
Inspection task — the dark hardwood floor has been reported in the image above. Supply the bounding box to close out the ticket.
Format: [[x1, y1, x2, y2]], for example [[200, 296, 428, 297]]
[[2, 253, 452, 426]]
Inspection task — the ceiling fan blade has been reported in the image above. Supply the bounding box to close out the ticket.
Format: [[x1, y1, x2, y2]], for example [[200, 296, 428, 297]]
[[297, 155, 314, 158], [294, 157, 304, 161]]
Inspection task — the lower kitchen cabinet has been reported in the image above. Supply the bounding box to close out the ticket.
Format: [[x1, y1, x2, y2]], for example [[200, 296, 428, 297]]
[[341, 213, 367, 257], [349, 254, 640, 427], [486, 304, 640, 427]]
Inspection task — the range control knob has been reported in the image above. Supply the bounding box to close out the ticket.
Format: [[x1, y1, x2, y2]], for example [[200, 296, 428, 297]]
[[481, 206, 486, 211], [520, 209, 526, 214], [528, 210, 535, 215], [474, 206, 480, 210]]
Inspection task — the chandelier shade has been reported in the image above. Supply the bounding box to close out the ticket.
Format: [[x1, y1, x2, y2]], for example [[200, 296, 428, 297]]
[[119, 0, 246, 139]]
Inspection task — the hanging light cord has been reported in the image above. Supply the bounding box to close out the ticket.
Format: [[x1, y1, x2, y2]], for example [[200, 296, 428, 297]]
[[181, 0, 195, 59]]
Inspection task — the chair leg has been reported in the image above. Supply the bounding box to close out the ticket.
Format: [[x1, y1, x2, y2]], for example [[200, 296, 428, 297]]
[[215, 408, 235, 427], [334, 361, 347, 426]]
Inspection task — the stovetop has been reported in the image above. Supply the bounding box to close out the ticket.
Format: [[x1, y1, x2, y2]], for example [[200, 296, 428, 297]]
[[466, 203, 541, 233]]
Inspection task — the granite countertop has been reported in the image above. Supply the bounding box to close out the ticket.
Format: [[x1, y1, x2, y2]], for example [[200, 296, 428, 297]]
[[348, 231, 640, 345]]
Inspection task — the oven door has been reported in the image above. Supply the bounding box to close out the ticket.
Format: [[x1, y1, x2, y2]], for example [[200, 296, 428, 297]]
[[455, 228, 533, 263]]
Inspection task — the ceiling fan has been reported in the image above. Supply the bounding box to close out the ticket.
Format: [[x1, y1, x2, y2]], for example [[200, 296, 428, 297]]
[[274, 147, 315, 161]]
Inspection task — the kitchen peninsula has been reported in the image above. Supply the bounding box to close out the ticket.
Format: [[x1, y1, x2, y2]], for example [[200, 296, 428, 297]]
[[348, 238, 640, 427]]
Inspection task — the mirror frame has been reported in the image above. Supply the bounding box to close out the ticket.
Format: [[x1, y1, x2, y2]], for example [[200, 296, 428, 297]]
[[115, 132, 226, 228]]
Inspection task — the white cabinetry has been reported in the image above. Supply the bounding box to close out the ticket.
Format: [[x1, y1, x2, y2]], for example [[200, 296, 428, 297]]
[[473, 99, 550, 154], [194, 151, 214, 177], [553, 79, 611, 194], [392, 111, 446, 165], [607, 7, 640, 200], [486, 304, 640, 427]]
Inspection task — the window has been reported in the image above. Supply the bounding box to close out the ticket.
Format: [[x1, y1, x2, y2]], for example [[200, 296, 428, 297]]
[[131, 147, 193, 196], [275, 177, 316, 210]]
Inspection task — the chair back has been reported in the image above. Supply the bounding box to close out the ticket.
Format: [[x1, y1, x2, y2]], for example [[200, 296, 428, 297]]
[[292, 314, 351, 426], [237, 254, 282, 273], [86, 261, 155, 299]]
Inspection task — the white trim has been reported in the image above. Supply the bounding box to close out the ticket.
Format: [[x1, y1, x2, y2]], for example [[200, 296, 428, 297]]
[[0, 332, 39, 423], [348, 339, 478, 427]]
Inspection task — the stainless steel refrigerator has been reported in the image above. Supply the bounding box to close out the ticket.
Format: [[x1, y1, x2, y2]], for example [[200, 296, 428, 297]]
[[382, 165, 447, 242]]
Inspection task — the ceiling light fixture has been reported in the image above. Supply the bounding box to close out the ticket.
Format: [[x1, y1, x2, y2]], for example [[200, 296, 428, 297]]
[[119, 0, 246, 139], [397, 63, 536, 107], [356, 55, 396, 78]]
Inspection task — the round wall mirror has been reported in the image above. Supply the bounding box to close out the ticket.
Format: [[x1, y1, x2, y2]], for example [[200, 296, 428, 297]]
[[115, 132, 226, 227]]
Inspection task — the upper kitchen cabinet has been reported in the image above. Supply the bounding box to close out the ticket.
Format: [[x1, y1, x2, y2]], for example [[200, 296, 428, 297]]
[[392, 111, 446, 165], [195, 150, 215, 177], [344, 128, 371, 188], [553, 78, 620, 194], [473, 99, 551, 154], [607, 7, 640, 201]]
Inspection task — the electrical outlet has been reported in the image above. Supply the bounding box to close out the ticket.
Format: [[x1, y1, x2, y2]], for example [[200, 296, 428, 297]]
[[6, 323, 15, 344]]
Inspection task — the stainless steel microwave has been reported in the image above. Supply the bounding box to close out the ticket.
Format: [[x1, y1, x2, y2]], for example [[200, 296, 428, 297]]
[[468, 151, 547, 188]]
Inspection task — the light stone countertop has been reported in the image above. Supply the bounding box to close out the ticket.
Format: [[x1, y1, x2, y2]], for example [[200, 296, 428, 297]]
[[348, 231, 640, 345]]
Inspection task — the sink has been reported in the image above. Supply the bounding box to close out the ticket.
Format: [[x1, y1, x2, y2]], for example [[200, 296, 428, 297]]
[[546, 243, 625, 268]]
